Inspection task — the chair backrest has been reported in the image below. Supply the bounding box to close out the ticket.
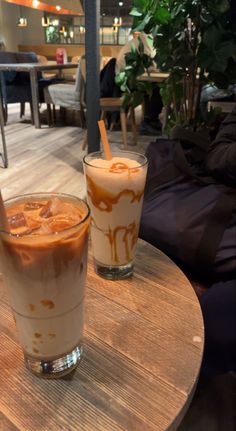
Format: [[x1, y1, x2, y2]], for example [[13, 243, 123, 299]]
[[74, 64, 81, 99], [71, 55, 80, 64], [16, 52, 38, 64], [77, 56, 86, 112], [0, 52, 18, 85], [80, 55, 86, 82], [37, 54, 48, 64], [0, 51, 17, 64]]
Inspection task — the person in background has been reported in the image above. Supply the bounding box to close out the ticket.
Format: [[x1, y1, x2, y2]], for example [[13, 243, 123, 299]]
[[115, 31, 163, 135]]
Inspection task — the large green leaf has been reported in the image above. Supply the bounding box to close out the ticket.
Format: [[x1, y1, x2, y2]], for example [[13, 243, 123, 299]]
[[153, 7, 171, 24], [132, 13, 152, 31], [115, 71, 126, 85], [130, 8, 143, 17]]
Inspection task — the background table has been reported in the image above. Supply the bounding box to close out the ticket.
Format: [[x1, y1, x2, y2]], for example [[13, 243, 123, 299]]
[[0, 63, 78, 128], [138, 72, 169, 83], [0, 239, 204, 431]]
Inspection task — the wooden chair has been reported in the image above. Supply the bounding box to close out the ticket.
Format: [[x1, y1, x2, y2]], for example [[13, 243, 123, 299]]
[[100, 98, 137, 150], [37, 54, 57, 80], [37, 54, 48, 63], [43, 62, 86, 128], [71, 55, 80, 64], [62, 55, 81, 81]]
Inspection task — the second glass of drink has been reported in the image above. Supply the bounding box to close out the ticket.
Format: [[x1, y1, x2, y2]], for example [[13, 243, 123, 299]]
[[83, 150, 148, 279]]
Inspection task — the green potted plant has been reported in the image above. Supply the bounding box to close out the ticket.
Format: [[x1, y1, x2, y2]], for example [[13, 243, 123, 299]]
[[116, 0, 236, 135]]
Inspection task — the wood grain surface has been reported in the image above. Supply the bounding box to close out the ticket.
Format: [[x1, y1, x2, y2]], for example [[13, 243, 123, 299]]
[[0, 239, 204, 431]]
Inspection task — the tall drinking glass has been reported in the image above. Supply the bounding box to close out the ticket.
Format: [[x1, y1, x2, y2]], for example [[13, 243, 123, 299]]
[[83, 150, 148, 279], [0, 192, 90, 378]]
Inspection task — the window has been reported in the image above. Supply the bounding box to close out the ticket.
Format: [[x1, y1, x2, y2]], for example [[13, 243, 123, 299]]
[[44, 14, 132, 45]]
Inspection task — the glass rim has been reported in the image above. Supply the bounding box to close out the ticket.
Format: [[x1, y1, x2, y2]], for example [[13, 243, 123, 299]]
[[83, 150, 148, 170], [1, 192, 90, 238]]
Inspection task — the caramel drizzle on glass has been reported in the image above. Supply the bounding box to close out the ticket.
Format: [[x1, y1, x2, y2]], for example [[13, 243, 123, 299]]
[[87, 164, 144, 264], [106, 222, 138, 264], [86, 174, 144, 213]]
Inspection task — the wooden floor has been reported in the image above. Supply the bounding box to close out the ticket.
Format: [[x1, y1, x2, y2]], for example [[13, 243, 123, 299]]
[[0, 104, 235, 431], [0, 104, 152, 201]]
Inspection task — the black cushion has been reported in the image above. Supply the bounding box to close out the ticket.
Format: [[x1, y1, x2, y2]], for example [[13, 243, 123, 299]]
[[16, 51, 41, 82], [0, 51, 17, 63], [0, 52, 18, 83]]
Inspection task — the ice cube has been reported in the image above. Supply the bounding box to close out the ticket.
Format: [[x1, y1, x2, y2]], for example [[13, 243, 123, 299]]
[[35, 222, 54, 235], [48, 216, 77, 233], [24, 202, 44, 211], [50, 197, 64, 216], [39, 201, 52, 218], [7, 212, 27, 229]]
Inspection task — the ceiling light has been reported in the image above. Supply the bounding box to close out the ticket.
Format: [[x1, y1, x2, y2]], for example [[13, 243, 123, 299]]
[[32, 0, 39, 8], [119, 1, 124, 6], [56, 5, 61, 11]]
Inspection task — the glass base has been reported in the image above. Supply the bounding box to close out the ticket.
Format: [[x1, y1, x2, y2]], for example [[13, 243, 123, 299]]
[[25, 344, 83, 379], [94, 260, 133, 280]]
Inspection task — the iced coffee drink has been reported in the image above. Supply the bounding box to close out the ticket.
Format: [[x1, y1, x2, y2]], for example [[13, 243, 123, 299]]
[[83, 150, 147, 279], [0, 193, 90, 378]]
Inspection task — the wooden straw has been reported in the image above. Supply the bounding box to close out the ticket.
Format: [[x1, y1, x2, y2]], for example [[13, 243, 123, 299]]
[[98, 120, 112, 160], [0, 190, 9, 232]]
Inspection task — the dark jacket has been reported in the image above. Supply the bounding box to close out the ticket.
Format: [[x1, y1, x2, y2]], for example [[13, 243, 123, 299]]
[[100, 58, 121, 98], [206, 105, 236, 185]]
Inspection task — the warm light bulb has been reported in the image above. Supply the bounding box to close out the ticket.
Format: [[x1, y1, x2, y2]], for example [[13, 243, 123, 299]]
[[113, 16, 122, 27], [42, 16, 49, 27], [56, 5, 61, 11], [32, 0, 39, 8], [52, 19, 59, 26], [18, 17, 27, 27]]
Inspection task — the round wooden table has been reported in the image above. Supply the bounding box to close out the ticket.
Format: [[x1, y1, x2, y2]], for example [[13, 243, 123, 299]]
[[0, 239, 204, 431]]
